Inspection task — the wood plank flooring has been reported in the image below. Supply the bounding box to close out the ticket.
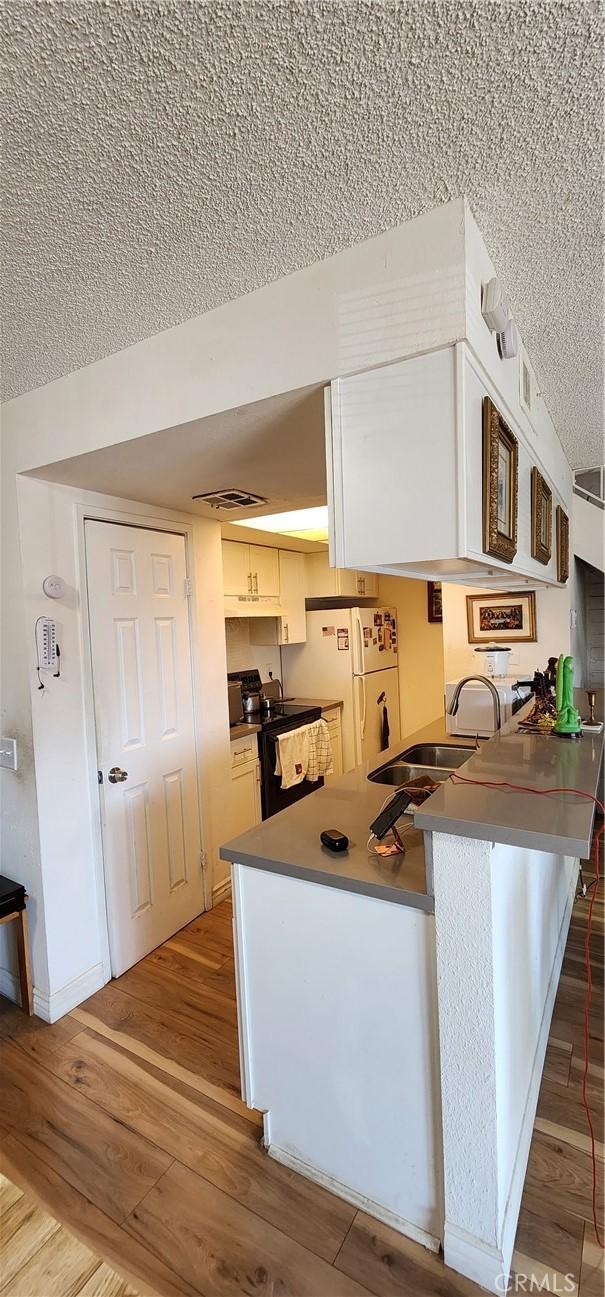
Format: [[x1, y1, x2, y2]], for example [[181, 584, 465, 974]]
[[1, 864, 603, 1297], [0, 1173, 138, 1297]]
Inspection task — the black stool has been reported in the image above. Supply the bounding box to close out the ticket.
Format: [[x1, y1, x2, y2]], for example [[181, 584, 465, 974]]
[[0, 876, 33, 1015]]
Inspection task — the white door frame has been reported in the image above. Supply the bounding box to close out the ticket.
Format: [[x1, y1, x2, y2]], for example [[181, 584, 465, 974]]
[[75, 500, 210, 983]]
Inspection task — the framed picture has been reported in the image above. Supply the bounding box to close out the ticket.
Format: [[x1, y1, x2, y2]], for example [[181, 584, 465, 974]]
[[556, 506, 570, 583], [531, 467, 552, 565], [482, 397, 518, 563], [427, 581, 442, 623], [466, 591, 537, 644]]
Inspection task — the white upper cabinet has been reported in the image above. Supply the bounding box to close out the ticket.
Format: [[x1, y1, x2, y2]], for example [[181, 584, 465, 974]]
[[327, 341, 572, 589], [249, 549, 307, 646], [222, 540, 281, 608], [305, 551, 379, 599], [223, 540, 252, 597]]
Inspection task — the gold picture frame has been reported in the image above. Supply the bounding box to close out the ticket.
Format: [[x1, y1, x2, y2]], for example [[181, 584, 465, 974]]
[[466, 591, 537, 644], [482, 397, 518, 563], [556, 506, 570, 583], [531, 467, 552, 565]]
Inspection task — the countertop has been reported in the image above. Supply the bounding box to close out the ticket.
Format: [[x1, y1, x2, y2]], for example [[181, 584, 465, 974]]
[[415, 699, 604, 858], [230, 722, 262, 742], [220, 715, 463, 911], [284, 697, 344, 713]]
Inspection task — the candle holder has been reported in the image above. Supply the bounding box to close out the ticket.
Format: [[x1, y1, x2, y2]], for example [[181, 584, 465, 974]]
[[585, 689, 597, 726]]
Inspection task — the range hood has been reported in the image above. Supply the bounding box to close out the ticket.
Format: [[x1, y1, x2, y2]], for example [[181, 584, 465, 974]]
[[224, 595, 288, 619]]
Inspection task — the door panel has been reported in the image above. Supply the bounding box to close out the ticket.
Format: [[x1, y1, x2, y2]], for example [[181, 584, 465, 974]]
[[86, 521, 204, 976], [222, 540, 251, 596], [252, 545, 280, 597]]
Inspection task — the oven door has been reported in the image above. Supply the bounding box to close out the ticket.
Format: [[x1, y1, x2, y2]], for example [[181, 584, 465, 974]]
[[260, 729, 323, 820]]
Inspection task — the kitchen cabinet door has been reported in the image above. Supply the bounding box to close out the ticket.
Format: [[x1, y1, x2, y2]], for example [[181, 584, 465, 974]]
[[251, 545, 280, 597], [230, 759, 262, 838], [223, 541, 251, 597], [278, 550, 306, 644]]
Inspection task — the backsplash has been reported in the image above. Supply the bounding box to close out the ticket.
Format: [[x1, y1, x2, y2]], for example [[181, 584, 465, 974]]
[[225, 619, 281, 683]]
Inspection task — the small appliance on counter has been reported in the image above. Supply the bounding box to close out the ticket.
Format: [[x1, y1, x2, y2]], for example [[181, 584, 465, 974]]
[[472, 643, 511, 678], [445, 676, 532, 737], [228, 677, 244, 726], [227, 668, 322, 819]]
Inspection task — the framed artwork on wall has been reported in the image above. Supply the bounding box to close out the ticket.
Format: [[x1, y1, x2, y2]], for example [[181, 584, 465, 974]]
[[482, 397, 518, 563], [466, 591, 537, 644], [427, 581, 442, 623], [531, 467, 552, 565], [556, 506, 570, 583]]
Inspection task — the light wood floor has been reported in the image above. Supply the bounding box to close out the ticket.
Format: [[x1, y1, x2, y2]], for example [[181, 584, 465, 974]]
[[0, 1172, 139, 1297], [1, 868, 603, 1297]]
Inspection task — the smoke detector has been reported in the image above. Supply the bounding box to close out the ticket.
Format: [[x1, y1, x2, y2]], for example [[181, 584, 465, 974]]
[[191, 488, 268, 510], [481, 277, 511, 333]]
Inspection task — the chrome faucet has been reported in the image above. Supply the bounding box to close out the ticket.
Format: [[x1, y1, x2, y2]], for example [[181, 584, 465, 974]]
[[447, 675, 502, 733]]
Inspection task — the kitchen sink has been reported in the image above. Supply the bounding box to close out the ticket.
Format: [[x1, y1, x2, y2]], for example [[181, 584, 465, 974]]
[[368, 764, 451, 786], [398, 743, 474, 769], [368, 742, 474, 787]]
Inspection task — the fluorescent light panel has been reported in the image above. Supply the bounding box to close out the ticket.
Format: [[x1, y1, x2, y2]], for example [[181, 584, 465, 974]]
[[232, 506, 329, 535]]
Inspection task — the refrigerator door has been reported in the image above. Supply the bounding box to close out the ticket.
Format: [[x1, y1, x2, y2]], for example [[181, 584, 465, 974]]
[[352, 607, 398, 676], [353, 667, 401, 767]]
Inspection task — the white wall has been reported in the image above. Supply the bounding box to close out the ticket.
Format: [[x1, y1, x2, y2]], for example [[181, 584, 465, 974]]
[[0, 475, 230, 1014], [572, 491, 605, 574], [432, 830, 577, 1290], [441, 582, 571, 684]]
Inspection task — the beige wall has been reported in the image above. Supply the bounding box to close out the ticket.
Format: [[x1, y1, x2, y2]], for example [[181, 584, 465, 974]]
[[378, 576, 445, 734], [441, 583, 571, 684]]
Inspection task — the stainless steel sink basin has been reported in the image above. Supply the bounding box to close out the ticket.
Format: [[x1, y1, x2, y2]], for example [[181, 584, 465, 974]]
[[368, 742, 474, 786], [398, 743, 474, 769], [368, 764, 451, 786]]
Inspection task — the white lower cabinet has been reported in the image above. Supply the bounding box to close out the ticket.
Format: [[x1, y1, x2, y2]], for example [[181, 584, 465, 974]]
[[230, 736, 262, 839]]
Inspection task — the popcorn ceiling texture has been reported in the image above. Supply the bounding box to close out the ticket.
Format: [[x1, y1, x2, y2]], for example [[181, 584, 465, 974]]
[[1, 0, 602, 467]]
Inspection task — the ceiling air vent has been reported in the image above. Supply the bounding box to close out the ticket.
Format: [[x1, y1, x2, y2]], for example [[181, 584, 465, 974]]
[[191, 488, 268, 510]]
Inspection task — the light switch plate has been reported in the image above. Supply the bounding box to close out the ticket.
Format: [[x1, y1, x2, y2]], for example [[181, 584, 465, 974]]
[[0, 738, 17, 771]]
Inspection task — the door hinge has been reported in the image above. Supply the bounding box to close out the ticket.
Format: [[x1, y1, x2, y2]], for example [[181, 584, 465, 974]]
[[200, 849, 208, 873], [184, 577, 193, 597], [98, 770, 103, 784]]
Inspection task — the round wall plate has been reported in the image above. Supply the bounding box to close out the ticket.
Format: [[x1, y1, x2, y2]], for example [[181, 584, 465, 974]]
[[42, 574, 66, 599]]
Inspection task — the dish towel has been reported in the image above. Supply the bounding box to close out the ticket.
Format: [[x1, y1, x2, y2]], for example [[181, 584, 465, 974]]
[[274, 720, 333, 790], [306, 718, 334, 783], [274, 724, 312, 789]]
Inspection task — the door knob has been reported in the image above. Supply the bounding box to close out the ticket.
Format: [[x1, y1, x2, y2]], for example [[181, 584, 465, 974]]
[[108, 767, 128, 783]]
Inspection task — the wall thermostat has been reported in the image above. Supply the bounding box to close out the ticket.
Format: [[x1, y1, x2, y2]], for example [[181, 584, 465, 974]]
[[42, 575, 66, 600]]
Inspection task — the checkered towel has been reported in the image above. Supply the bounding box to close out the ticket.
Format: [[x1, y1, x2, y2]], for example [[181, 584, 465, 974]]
[[275, 719, 333, 789]]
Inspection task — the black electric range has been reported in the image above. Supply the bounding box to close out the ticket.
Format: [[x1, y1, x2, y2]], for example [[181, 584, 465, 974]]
[[228, 670, 322, 819]]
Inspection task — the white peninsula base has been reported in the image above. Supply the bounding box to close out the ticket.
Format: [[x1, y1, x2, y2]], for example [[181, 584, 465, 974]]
[[231, 861, 443, 1250]]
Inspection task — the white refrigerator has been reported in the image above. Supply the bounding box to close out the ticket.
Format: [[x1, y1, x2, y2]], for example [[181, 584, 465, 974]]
[[282, 607, 400, 772]]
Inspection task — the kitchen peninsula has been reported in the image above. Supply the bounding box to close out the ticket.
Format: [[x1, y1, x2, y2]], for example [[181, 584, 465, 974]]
[[220, 703, 603, 1293]]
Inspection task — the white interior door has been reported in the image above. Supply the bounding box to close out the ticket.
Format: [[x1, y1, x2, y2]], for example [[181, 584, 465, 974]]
[[86, 520, 204, 976]]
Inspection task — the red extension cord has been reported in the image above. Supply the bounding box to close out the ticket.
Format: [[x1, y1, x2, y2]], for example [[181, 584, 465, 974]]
[[449, 771, 604, 1249]]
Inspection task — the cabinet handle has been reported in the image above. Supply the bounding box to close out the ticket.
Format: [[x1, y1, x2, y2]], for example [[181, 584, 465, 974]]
[[283, 622, 289, 643], [247, 572, 252, 594], [254, 572, 259, 594]]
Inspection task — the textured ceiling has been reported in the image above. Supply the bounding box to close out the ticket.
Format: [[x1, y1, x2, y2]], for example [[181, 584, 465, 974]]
[[1, 1, 603, 468]]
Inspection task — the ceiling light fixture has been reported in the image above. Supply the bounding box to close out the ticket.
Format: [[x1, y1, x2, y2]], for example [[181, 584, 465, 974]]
[[232, 506, 329, 535]]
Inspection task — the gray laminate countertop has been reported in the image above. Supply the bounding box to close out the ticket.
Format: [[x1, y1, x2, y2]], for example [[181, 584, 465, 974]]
[[284, 697, 344, 713], [220, 715, 463, 911], [415, 700, 603, 858]]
